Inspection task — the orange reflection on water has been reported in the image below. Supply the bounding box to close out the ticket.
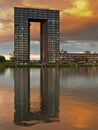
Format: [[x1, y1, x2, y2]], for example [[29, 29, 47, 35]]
[[30, 87, 41, 112], [70, 102, 92, 128], [0, 85, 14, 122], [60, 96, 98, 129]]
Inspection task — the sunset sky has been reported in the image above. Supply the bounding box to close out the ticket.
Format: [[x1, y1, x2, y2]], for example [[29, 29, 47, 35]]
[[0, 0, 98, 43], [0, 0, 98, 59]]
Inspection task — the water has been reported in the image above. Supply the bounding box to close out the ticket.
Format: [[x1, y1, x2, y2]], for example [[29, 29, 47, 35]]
[[0, 67, 98, 130]]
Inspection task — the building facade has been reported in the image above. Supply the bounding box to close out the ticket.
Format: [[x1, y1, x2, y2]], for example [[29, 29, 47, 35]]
[[59, 52, 98, 64], [14, 7, 60, 64]]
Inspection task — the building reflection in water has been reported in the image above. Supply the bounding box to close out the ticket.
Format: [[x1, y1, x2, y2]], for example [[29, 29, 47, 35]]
[[14, 68, 60, 126]]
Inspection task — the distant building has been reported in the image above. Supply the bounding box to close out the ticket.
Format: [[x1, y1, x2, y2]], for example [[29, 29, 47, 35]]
[[14, 7, 60, 64], [59, 52, 98, 64]]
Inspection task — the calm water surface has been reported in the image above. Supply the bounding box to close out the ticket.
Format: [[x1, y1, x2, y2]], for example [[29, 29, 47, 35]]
[[0, 67, 98, 130]]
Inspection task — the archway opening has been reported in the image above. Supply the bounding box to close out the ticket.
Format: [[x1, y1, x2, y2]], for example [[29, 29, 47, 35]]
[[30, 22, 40, 63]]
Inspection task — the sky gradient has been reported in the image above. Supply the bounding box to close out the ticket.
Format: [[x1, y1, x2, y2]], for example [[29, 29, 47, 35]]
[[0, 0, 98, 43]]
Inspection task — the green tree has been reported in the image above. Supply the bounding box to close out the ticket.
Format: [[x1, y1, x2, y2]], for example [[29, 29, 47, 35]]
[[0, 56, 6, 63], [10, 51, 15, 62]]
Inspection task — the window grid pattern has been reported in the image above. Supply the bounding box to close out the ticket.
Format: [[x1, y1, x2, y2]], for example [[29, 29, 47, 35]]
[[14, 7, 60, 63]]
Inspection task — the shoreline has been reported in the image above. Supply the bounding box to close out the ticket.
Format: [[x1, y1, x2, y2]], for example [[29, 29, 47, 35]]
[[0, 62, 98, 68]]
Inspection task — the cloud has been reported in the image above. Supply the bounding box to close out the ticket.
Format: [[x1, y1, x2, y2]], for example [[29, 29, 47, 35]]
[[60, 0, 98, 41], [61, 0, 93, 17], [0, 0, 98, 42], [30, 23, 40, 41], [0, 0, 23, 8], [60, 12, 98, 41], [0, 0, 73, 10], [89, 0, 98, 16]]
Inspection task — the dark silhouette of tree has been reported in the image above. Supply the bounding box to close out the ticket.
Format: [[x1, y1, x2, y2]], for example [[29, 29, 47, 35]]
[[10, 51, 15, 62], [0, 56, 6, 63]]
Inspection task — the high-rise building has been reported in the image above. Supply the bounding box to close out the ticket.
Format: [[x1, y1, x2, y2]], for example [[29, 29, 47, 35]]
[[14, 7, 60, 64]]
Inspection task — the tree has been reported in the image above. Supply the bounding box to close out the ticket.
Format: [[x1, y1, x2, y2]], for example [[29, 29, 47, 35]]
[[84, 51, 91, 54], [0, 56, 6, 63], [10, 51, 15, 62]]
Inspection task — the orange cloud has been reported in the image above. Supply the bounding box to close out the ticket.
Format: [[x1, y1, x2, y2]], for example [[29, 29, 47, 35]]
[[61, 0, 93, 17], [0, 0, 98, 42], [30, 22, 40, 41], [60, 12, 98, 41], [89, 0, 98, 15], [60, 0, 98, 41]]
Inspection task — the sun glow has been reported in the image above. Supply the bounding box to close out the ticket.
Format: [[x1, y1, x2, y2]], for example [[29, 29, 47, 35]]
[[61, 0, 92, 17], [75, 0, 87, 9]]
